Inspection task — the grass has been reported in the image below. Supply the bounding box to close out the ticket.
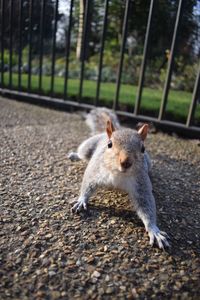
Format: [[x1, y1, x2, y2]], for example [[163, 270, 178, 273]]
[[2, 72, 200, 124]]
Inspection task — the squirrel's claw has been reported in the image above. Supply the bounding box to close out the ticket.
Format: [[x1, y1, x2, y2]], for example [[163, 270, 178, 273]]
[[148, 226, 170, 249], [71, 196, 88, 213]]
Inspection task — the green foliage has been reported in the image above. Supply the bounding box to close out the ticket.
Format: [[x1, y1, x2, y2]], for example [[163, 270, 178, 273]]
[[22, 47, 29, 62], [2, 48, 198, 93], [1, 50, 18, 66], [172, 64, 199, 92], [3, 72, 200, 125], [159, 57, 199, 92]]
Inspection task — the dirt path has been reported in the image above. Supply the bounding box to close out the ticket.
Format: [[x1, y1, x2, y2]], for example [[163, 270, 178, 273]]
[[0, 97, 199, 299]]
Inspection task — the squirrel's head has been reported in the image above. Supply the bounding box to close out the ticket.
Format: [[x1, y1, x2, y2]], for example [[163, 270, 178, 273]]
[[104, 120, 149, 174]]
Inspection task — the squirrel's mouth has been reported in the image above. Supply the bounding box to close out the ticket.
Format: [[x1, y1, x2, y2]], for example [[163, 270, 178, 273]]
[[119, 169, 127, 173], [118, 166, 131, 173]]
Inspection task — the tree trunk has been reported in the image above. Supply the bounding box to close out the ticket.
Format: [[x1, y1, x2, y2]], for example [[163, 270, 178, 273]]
[[76, 0, 85, 61], [76, 0, 92, 61]]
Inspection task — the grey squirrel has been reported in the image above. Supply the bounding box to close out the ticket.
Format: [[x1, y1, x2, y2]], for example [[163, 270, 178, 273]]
[[68, 108, 169, 249]]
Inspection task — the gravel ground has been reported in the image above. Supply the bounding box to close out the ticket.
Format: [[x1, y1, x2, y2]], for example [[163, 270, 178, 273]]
[[0, 96, 200, 300]]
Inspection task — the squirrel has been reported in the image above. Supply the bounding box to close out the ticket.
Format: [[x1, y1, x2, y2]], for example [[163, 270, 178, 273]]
[[68, 108, 169, 249]]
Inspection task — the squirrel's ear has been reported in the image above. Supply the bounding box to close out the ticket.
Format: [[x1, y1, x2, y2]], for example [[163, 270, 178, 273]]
[[106, 119, 115, 139], [138, 123, 149, 140]]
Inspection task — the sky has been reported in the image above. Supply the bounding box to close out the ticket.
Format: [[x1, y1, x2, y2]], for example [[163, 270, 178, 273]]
[[58, 0, 70, 15]]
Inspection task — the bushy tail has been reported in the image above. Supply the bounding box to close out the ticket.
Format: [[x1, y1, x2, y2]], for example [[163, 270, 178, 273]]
[[85, 107, 121, 135]]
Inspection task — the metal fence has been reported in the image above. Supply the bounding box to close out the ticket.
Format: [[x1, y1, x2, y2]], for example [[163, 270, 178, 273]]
[[0, 0, 200, 138]]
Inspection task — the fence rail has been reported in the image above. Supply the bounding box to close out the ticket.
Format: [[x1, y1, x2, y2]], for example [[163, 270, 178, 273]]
[[0, 0, 199, 138]]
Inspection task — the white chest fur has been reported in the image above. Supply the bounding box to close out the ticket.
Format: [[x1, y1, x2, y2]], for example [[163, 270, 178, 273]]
[[100, 165, 136, 194]]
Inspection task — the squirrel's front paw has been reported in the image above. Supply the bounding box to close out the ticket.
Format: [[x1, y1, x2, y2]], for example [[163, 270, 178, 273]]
[[71, 196, 88, 213], [147, 225, 170, 249]]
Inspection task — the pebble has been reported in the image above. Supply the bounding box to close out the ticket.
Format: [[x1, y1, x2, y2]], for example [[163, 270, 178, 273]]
[[91, 271, 101, 278], [105, 287, 114, 294]]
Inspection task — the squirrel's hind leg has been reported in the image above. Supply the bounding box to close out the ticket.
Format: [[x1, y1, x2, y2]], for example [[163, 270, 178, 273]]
[[68, 134, 102, 162], [68, 152, 81, 161]]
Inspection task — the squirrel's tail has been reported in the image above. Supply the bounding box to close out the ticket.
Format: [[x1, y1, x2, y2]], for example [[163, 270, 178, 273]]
[[86, 107, 121, 135]]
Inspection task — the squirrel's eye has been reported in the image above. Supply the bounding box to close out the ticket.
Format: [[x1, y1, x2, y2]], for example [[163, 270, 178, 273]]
[[141, 144, 145, 153], [108, 140, 112, 148]]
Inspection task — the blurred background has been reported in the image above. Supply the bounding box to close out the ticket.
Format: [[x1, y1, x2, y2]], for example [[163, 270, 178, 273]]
[[0, 0, 200, 126]]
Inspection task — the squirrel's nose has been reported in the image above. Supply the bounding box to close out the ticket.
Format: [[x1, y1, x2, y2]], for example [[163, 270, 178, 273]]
[[120, 159, 132, 169]]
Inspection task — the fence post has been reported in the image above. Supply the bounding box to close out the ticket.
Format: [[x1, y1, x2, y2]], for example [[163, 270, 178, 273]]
[[38, 0, 46, 92], [0, 0, 5, 87], [28, 0, 34, 92], [95, 0, 109, 106], [18, 0, 23, 90], [64, 0, 74, 100], [158, 0, 183, 121], [79, 0, 92, 102], [186, 65, 200, 127], [9, 0, 14, 88], [113, 0, 131, 110], [134, 0, 155, 115], [50, 0, 59, 96]]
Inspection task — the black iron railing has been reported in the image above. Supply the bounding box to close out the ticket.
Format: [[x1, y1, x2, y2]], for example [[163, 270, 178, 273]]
[[0, 0, 199, 138]]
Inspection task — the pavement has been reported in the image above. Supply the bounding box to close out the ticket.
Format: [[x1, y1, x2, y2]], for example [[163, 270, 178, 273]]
[[0, 96, 200, 299]]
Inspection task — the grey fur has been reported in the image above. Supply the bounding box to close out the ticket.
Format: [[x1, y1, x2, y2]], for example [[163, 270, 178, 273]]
[[86, 108, 121, 135], [69, 112, 169, 249]]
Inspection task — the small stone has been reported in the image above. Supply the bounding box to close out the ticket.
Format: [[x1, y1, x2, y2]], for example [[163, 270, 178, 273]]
[[105, 287, 114, 294], [91, 270, 101, 278], [76, 259, 81, 266], [105, 275, 110, 282], [104, 245, 108, 252], [187, 240, 193, 244], [51, 291, 61, 299], [110, 219, 116, 224], [67, 259, 76, 266], [16, 226, 21, 232], [91, 277, 98, 284], [180, 270, 185, 276], [132, 288, 139, 298], [86, 265, 96, 273], [95, 252, 104, 256], [49, 271, 56, 277], [45, 233, 53, 239], [87, 255, 95, 264]]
